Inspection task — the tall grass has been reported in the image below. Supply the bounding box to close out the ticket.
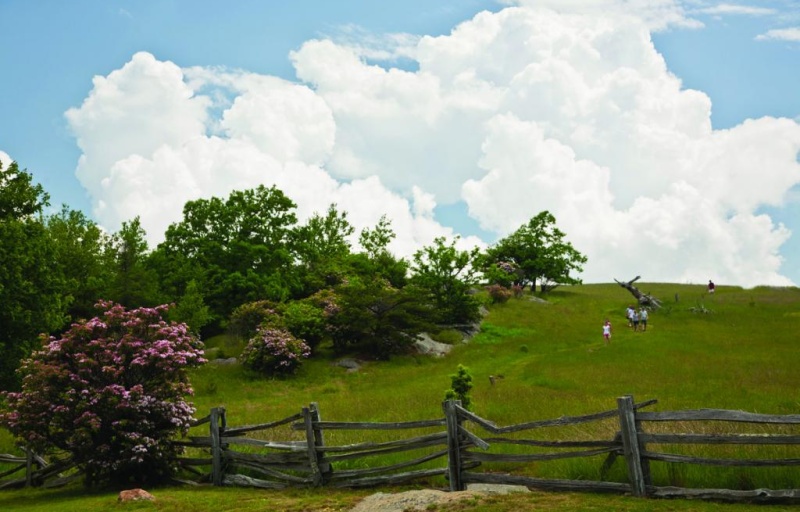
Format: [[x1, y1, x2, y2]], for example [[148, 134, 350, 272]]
[[2, 283, 799, 509]]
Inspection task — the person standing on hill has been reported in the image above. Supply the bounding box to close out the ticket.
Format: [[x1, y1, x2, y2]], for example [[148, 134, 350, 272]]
[[631, 309, 640, 331], [708, 280, 715, 294], [602, 319, 612, 345], [626, 305, 634, 327], [639, 308, 648, 331]]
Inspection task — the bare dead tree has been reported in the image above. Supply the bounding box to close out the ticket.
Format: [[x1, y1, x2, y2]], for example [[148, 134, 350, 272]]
[[614, 276, 662, 309]]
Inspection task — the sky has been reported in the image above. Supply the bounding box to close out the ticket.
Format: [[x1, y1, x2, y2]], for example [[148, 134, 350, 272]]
[[1, 0, 799, 287]]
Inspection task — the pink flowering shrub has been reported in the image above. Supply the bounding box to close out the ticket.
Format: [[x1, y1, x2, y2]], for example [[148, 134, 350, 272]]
[[0, 301, 206, 487], [486, 284, 513, 304], [240, 327, 311, 376]]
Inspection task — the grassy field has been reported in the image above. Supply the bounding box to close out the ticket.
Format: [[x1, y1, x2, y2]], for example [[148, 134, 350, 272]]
[[1, 282, 799, 510]]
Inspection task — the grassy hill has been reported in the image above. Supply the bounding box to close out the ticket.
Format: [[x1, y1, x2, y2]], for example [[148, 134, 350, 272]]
[[2, 282, 799, 511]]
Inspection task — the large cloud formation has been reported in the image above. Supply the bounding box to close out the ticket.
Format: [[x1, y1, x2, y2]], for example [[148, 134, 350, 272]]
[[65, 4, 800, 286]]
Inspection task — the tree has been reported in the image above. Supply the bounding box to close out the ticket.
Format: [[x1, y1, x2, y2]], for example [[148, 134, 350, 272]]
[[46, 206, 112, 320], [292, 204, 354, 297], [171, 279, 212, 334], [106, 217, 160, 308], [0, 161, 69, 390], [444, 364, 474, 411], [351, 215, 408, 288], [327, 276, 431, 359], [410, 237, 482, 325], [0, 302, 206, 486], [485, 211, 587, 293], [157, 185, 299, 323]]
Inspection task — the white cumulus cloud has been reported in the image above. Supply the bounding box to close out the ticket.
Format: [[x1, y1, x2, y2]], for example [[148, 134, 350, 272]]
[[65, 5, 800, 287]]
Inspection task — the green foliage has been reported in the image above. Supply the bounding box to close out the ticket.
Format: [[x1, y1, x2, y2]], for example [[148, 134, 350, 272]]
[[484, 211, 587, 293], [444, 364, 474, 410], [293, 204, 354, 297], [0, 160, 49, 219], [281, 300, 328, 350], [46, 206, 112, 321], [171, 279, 212, 334], [158, 185, 298, 323], [228, 300, 280, 341], [0, 161, 69, 390], [105, 216, 160, 308], [410, 236, 481, 325], [327, 277, 432, 358], [358, 214, 395, 259]]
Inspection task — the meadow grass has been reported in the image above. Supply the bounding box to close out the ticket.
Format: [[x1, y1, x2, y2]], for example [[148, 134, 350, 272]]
[[1, 283, 799, 510]]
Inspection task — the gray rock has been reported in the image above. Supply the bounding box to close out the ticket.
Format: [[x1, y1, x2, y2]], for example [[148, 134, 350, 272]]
[[414, 333, 452, 357]]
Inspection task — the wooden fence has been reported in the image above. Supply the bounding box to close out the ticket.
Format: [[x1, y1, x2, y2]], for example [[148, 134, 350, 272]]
[[2, 395, 799, 503]]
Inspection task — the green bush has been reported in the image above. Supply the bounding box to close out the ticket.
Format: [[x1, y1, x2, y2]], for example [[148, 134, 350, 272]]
[[444, 364, 474, 410], [282, 300, 327, 350]]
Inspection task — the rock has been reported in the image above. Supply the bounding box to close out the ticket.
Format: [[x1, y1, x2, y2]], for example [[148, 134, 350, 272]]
[[414, 333, 452, 357], [466, 483, 530, 494], [350, 485, 528, 511], [118, 488, 155, 502], [211, 357, 238, 365], [334, 358, 361, 371], [350, 489, 481, 512]]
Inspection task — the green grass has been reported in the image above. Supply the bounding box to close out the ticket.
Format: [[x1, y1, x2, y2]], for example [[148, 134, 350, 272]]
[[2, 283, 799, 510]]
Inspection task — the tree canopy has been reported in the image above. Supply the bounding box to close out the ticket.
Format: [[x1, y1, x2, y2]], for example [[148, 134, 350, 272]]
[[484, 211, 587, 293]]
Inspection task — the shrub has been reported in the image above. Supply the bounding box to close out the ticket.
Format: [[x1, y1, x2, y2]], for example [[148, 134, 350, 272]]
[[240, 327, 311, 376], [0, 301, 206, 487], [444, 364, 474, 411], [486, 284, 513, 304], [228, 300, 280, 340], [281, 300, 327, 350]]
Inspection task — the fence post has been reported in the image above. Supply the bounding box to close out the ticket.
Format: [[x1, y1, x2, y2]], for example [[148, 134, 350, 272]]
[[443, 399, 464, 491], [617, 395, 647, 497], [309, 402, 332, 484], [210, 407, 226, 486], [303, 405, 323, 486]]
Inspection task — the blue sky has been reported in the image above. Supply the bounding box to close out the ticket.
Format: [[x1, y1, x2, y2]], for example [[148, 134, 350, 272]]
[[1, 0, 799, 286]]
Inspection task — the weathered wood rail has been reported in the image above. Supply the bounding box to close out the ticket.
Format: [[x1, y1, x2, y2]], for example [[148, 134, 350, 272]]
[[2, 395, 799, 503]]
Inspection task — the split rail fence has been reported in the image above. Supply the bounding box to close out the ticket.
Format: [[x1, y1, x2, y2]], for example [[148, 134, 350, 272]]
[[2, 395, 799, 503]]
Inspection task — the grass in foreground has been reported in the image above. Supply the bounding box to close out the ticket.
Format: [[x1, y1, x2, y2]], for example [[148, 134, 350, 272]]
[[1, 283, 799, 509]]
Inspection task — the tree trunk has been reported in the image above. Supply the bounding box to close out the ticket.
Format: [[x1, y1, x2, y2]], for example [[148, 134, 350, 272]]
[[614, 276, 662, 309]]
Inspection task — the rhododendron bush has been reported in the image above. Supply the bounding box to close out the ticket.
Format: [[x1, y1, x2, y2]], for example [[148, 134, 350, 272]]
[[240, 327, 310, 376], [0, 301, 206, 486]]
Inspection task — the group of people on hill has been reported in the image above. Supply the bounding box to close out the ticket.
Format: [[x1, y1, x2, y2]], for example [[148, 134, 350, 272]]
[[602, 305, 649, 345]]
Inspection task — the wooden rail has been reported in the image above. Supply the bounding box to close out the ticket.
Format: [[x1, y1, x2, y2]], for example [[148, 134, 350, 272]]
[[2, 395, 798, 503]]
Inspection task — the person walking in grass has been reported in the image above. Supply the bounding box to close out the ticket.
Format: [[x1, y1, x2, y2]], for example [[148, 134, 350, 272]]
[[626, 305, 635, 328], [639, 308, 648, 331], [631, 309, 640, 331], [602, 319, 612, 345]]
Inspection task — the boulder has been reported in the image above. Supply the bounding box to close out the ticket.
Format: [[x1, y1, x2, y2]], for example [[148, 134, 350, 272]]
[[118, 488, 155, 502]]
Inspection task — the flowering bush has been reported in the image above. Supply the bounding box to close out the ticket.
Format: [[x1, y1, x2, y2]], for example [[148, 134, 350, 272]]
[[240, 327, 311, 376], [0, 301, 206, 487], [486, 284, 513, 304], [483, 261, 519, 288]]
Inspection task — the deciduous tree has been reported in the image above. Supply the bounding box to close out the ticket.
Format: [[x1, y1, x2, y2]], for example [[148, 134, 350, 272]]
[[484, 211, 587, 293]]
